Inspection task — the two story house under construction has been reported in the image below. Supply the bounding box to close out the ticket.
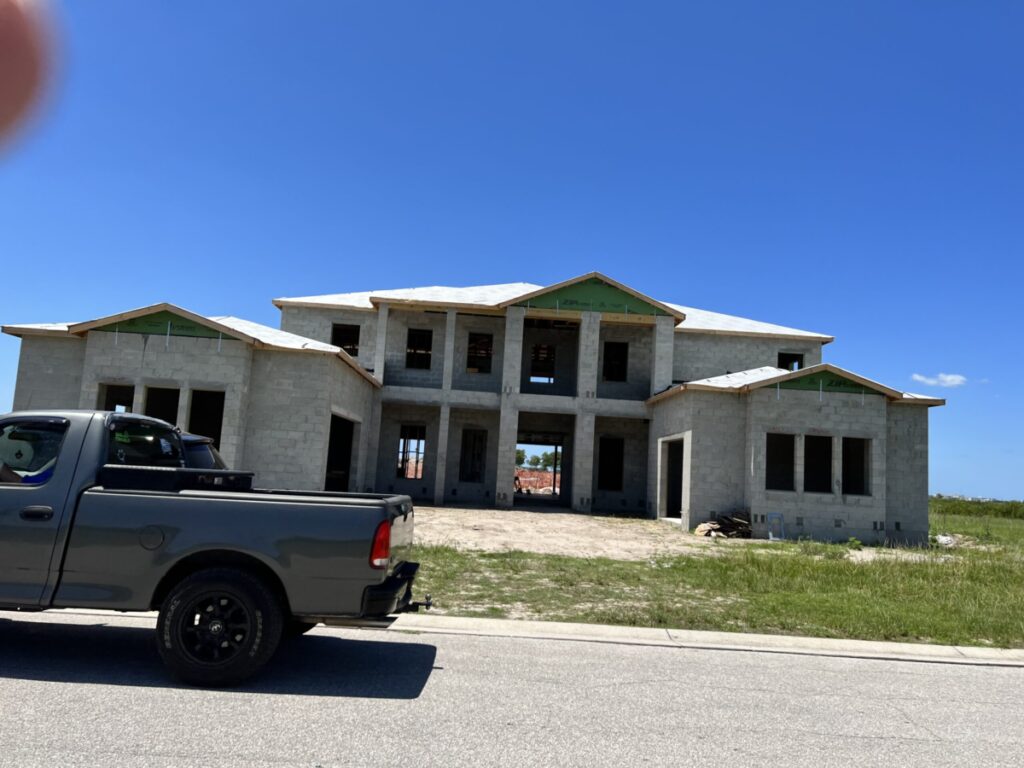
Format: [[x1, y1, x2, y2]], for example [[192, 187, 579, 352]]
[[3, 272, 943, 543]]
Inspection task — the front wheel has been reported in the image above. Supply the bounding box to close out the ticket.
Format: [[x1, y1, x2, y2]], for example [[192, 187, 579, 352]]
[[156, 567, 284, 686]]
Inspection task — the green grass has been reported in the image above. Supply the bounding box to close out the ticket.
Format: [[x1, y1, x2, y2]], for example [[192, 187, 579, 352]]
[[412, 503, 1024, 648], [930, 495, 1024, 520]]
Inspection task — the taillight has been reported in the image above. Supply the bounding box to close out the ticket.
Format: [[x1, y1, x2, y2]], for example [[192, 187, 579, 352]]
[[370, 520, 391, 569]]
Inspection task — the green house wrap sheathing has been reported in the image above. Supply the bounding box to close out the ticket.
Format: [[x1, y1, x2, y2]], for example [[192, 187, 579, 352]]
[[516, 277, 671, 316], [93, 311, 239, 340], [779, 371, 884, 396]]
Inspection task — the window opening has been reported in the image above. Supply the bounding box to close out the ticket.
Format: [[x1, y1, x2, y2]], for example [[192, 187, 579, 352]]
[[466, 333, 493, 374], [765, 433, 795, 491], [459, 429, 487, 483], [530, 344, 556, 384], [842, 437, 871, 495], [144, 387, 180, 425], [597, 436, 625, 491], [602, 342, 629, 382], [803, 435, 832, 493], [406, 329, 433, 369], [188, 390, 226, 449], [331, 324, 360, 357], [778, 353, 804, 371]]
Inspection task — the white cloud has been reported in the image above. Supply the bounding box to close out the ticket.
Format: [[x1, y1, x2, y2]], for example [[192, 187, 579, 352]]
[[911, 372, 968, 388]]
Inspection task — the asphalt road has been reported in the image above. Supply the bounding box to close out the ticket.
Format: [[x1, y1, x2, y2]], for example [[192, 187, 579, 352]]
[[0, 612, 1021, 767]]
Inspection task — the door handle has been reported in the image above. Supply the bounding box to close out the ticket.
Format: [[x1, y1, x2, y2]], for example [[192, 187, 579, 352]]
[[19, 506, 54, 521]]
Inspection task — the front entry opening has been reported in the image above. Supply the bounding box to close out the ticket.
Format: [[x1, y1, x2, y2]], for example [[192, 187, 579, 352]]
[[515, 435, 565, 507], [325, 415, 355, 492], [665, 440, 684, 519]]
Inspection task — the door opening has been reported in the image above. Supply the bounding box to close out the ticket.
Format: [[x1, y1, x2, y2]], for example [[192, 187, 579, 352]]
[[325, 415, 355, 492], [666, 440, 684, 519]]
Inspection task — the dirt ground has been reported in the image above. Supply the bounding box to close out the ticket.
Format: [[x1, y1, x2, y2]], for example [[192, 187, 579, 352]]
[[414, 505, 757, 560], [414, 505, 934, 562]]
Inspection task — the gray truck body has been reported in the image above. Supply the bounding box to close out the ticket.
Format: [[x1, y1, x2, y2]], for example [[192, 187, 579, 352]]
[[0, 410, 416, 620]]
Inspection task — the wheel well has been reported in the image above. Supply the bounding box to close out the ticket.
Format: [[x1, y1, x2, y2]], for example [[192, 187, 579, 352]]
[[150, 550, 292, 615]]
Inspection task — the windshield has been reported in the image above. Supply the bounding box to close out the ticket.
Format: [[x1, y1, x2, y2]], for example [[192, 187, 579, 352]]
[[107, 421, 184, 468], [184, 441, 228, 470]]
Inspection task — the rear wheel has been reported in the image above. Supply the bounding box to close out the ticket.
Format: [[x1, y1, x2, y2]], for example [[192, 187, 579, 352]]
[[156, 567, 283, 686]]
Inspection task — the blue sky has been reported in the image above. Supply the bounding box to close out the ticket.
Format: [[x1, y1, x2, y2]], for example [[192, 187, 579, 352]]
[[1, 1, 1021, 499]]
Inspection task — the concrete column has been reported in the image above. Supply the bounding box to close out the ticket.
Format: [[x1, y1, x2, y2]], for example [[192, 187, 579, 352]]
[[131, 384, 145, 415], [650, 315, 676, 396], [494, 403, 519, 508], [794, 434, 805, 495], [833, 436, 843, 496], [373, 302, 389, 383], [576, 311, 601, 399], [175, 386, 190, 429], [433, 405, 451, 505], [441, 309, 457, 391], [501, 307, 526, 395], [571, 410, 595, 512], [363, 398, 383, 493]]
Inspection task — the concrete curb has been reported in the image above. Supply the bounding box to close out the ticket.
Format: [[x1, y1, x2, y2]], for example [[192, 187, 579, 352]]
[[26, 609, 1024, 667], [390, 614, 1024, 667]]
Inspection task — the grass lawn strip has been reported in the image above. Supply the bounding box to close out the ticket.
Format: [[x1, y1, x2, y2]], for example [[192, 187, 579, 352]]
[[412, 500, 1024, 649]]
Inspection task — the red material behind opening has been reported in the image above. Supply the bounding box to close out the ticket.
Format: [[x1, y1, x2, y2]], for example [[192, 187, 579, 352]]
[[370, 520, 391, 569]]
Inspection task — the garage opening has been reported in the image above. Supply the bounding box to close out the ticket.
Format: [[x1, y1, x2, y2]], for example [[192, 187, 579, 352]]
[[188, 390, 226, 448], [98, 384, 135, 413], [325, 415, 355, 492], [145, 387, 180, 425]]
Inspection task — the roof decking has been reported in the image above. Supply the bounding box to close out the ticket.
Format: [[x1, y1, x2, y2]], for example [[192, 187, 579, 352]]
[[648, 363, 945, 407], [274, 272, 831, 341]]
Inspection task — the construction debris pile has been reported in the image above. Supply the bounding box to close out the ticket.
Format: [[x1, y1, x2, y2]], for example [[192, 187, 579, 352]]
[[694, 514, 752, 539]]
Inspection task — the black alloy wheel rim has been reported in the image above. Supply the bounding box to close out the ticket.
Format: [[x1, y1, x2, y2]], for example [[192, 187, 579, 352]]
[[178, 592, 253, 665]]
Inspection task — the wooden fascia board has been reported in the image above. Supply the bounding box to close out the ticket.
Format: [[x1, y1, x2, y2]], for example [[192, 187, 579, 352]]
[[272, 299, 376, 312], [0, 326, 74, 339], [675, 327, 835, 344]]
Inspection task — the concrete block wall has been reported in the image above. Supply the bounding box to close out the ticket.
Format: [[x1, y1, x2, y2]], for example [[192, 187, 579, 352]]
[[383, 309, 447, 389], [648, 392, 747, 525], [686, 392, 748, 522], [279, 306, 378, 372], [673, 333, 824, 382], [324, 357, 377, 492], [519, 324, 579, 397], [745, 388, 889, 543], [648, 395, 696, 522], [591, 416, 648, 513], [242, 350, 344, 490], [78, 331, 253, 468], [595, 324, 651, 401], [376, 402, 441, 501], [451, 314, 505, 394], [12, 336, 87, 411], [442, 408, 501, 505], [885, 405, 930, 545]]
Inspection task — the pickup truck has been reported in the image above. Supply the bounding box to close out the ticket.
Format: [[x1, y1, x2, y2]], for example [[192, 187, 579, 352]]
[[0, 410, 425, 686]]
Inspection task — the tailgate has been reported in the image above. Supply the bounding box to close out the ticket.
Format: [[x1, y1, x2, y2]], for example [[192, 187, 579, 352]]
[[387, 496, 415, 569]]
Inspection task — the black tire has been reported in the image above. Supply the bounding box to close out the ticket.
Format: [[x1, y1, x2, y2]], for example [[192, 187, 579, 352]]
[[285, 619, 319, 638], [156, 567, 284, 687]]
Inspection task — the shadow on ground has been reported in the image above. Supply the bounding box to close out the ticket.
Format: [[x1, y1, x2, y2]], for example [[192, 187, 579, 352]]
[[0, 617, 437, 698]]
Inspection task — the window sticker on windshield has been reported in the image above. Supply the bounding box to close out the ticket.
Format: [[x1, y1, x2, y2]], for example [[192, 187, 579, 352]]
[[115, 432, 131, 444], [159, 438, 172, 455]]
